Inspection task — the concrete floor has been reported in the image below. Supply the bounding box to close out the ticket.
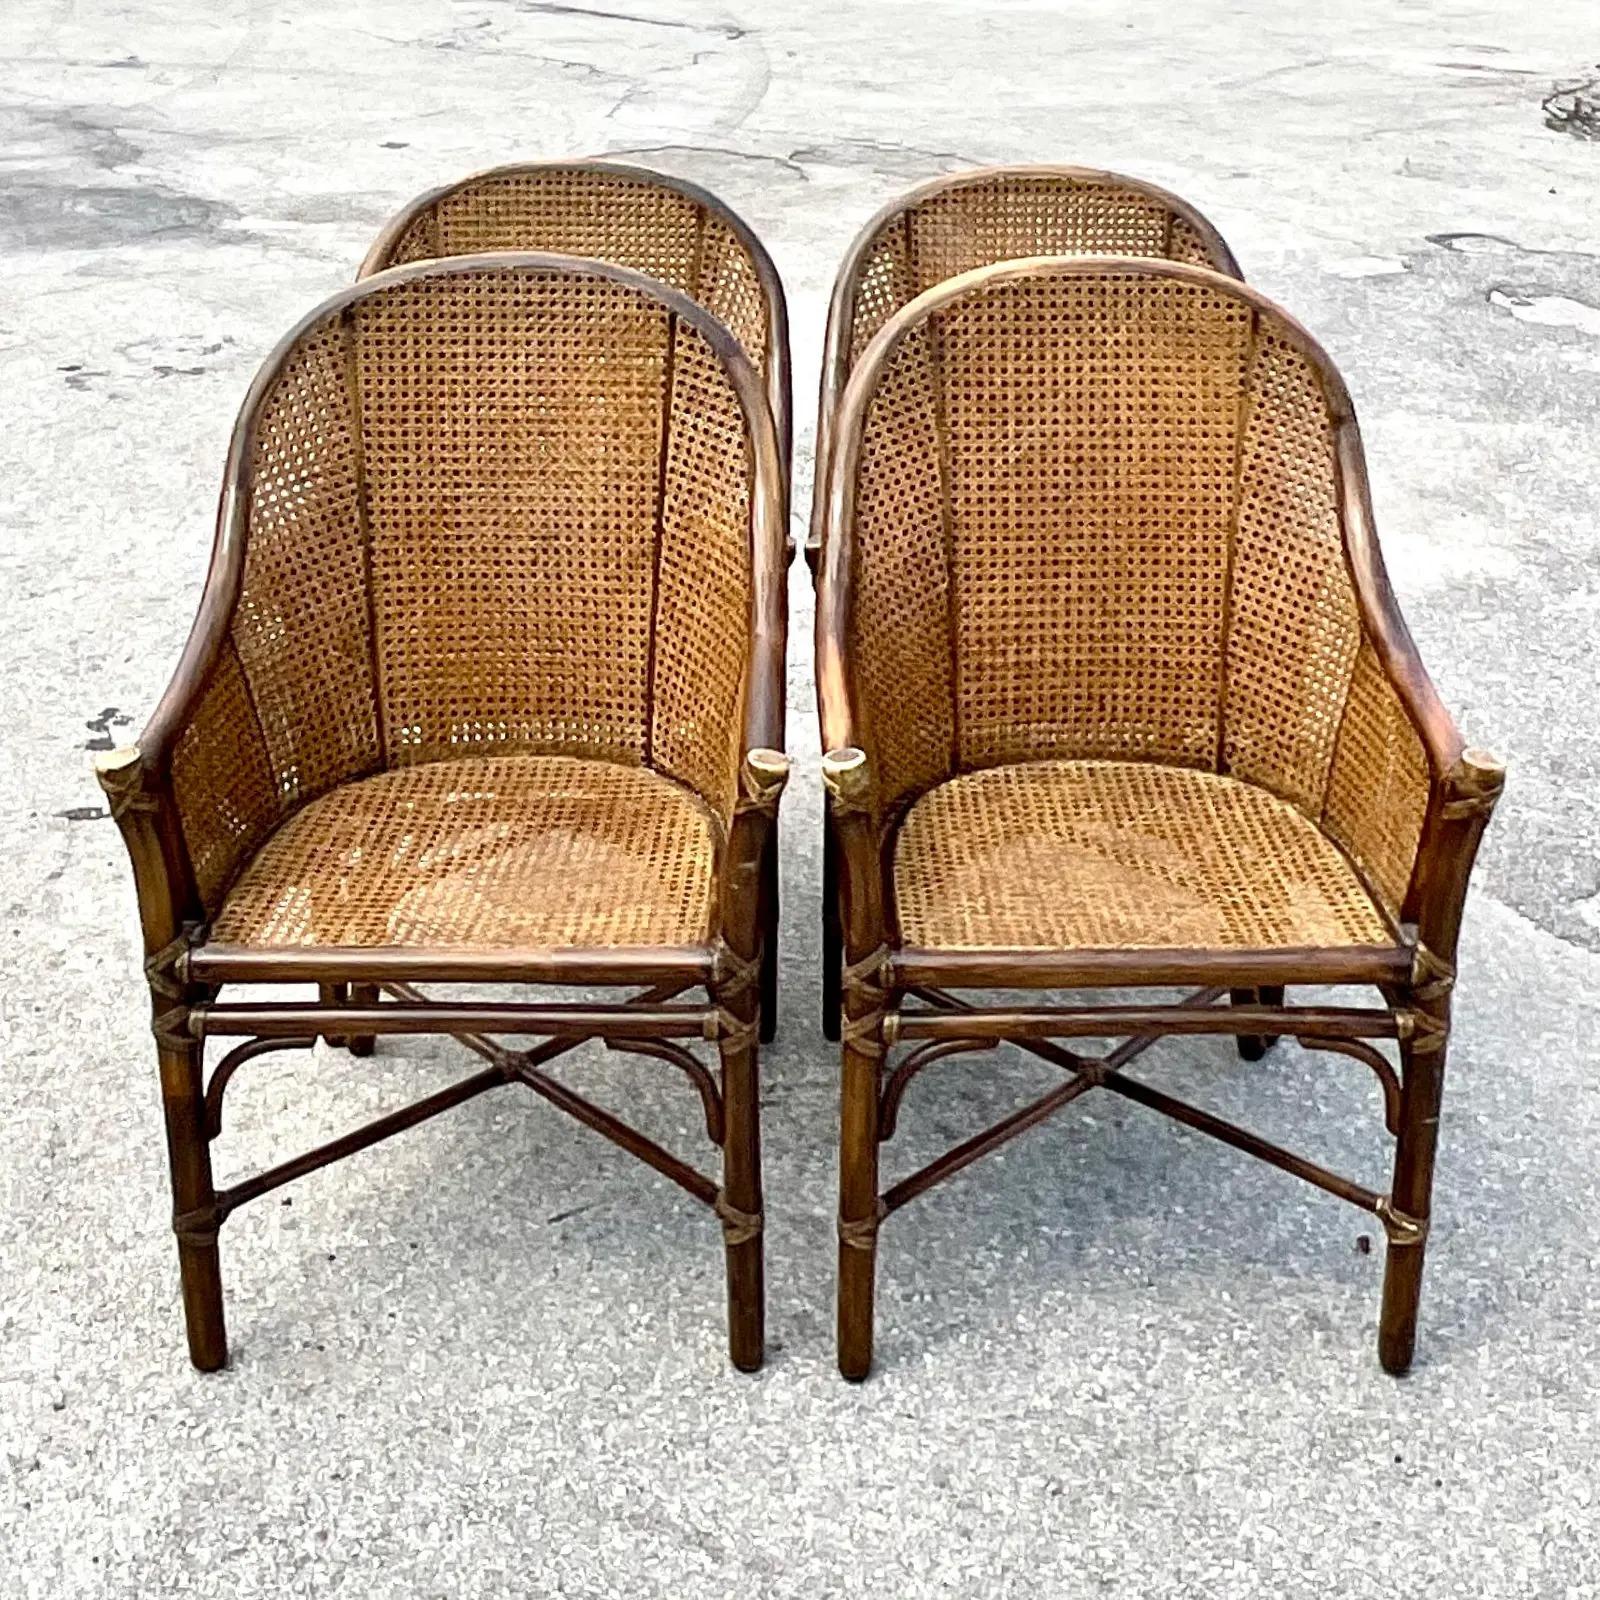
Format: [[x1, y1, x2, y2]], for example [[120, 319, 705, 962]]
[[4, 1, 1599, 1594]]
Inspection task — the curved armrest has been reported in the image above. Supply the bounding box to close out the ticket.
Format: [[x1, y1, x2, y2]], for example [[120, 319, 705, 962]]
[[716, 749, 791, 965], [821, 748, 890, 963]]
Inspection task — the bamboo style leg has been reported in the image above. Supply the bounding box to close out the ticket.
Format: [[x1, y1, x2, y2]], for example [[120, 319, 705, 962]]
[[1377, 993, 1449, 1375], [822, 748, 889, 1379], [717, 989, 765, 1372], [837, 1014, 884, 1381], [714, 748, 788, 1372], [1232, 985, 1284, 1061], [158, 1034, 228, 1370]]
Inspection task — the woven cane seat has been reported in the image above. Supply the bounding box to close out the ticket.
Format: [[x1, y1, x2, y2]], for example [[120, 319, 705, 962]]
[[207, 756, 718, 951], [893, 760, 1393, 953]]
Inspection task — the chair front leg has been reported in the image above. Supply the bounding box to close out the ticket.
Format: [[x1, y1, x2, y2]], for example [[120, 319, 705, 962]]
[[714, 748, 789, 1371], [837, 978, 887, 1381], [1377, 988, 1450, 1375], [716, 985, 765, 1372], [157, 1025, 229, 1371]]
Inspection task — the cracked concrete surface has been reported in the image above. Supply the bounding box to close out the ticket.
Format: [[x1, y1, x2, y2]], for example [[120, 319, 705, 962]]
[[2, 2, 1598, 1595]]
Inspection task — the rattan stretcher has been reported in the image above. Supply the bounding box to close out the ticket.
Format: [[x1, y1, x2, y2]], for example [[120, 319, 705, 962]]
[[815, 255, 1503, 1379], [811, 166, 1242, 1036], [99, 253, 789, 1372]]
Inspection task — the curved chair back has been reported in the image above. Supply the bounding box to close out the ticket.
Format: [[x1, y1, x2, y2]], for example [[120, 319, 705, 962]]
[[818, 257, 1437, 924], [360, 160, 791, 463], [159, 255, 785, 913], [811, 166, 1240, 563]]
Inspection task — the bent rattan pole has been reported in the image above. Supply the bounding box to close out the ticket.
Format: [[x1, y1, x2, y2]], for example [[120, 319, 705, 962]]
[[214, 1065, 508, 1217], [204, 1036, 316, 1139], [380, 979, 722, 1207], [504, 1060, 721, 1207], [890, 1005, 1400, 1045], [881, 1070, 1102, 1215], [1093, 1068, 1386, 1216], [190, 1002, 718, 1041], [890, 946, 1412, 991]]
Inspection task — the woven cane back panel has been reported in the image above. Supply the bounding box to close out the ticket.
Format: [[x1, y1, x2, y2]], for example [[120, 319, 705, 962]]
[[845, 266, 1430, 923], [847, 320, 956, 816], [1322, 641, 1430, 913], [172, 317, 381, 909], [846, 175, 1236, 367], [894, 760, 1391, 951], [170, 641, 281, 911], [370, 168, 771, 391], [176, 264, 755, 918], [650, 317, 755, 819], [1222, 327, 1362, 811], [208, 756, 718, 950], [939, 272, 1251, 772], [354, 271, 666, 767]]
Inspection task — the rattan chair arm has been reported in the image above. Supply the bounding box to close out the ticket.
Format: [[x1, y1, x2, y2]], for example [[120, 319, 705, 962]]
[[1404, 746, 1506, 965], [821, 747, 893, 962], [137, 338, 271, 774], [93, 745, 199, 957], [715, 749, 791, 969]]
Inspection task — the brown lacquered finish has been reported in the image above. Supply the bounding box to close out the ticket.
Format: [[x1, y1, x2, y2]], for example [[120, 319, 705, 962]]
[[97, 253, 789, 1373], [816, 256, 1503, 1379]]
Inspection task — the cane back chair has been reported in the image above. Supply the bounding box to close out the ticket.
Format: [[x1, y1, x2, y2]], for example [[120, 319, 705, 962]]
[[812, 166, 1241, 1034], [816, 256, 1504, 1379], [97, 253, 789, 1373], [363, 159, 793, 1036]]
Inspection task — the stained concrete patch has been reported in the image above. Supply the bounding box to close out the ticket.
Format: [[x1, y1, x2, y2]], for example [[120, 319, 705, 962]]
[[0, 179, 239, 252], [1487, 285, 1600, 335], [0, 102, 239, 252]]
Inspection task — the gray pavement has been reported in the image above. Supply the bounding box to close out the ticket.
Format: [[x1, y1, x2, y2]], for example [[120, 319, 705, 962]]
[[3, 2, 1598, 1595]]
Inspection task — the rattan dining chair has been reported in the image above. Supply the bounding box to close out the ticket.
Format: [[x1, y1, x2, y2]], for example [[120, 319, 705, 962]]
[[812, 166, 1241, 1036], [815, 255, 1503, 1380], [97, 253, 789, 1373], [362, 158, 793, 1038]]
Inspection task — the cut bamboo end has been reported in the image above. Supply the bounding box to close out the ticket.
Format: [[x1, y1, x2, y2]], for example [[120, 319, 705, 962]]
[[1454, 747, 1506, 800], [821, 746, 870, 810], [745, 747, 792, 790], [94, 745, 142, 777]]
